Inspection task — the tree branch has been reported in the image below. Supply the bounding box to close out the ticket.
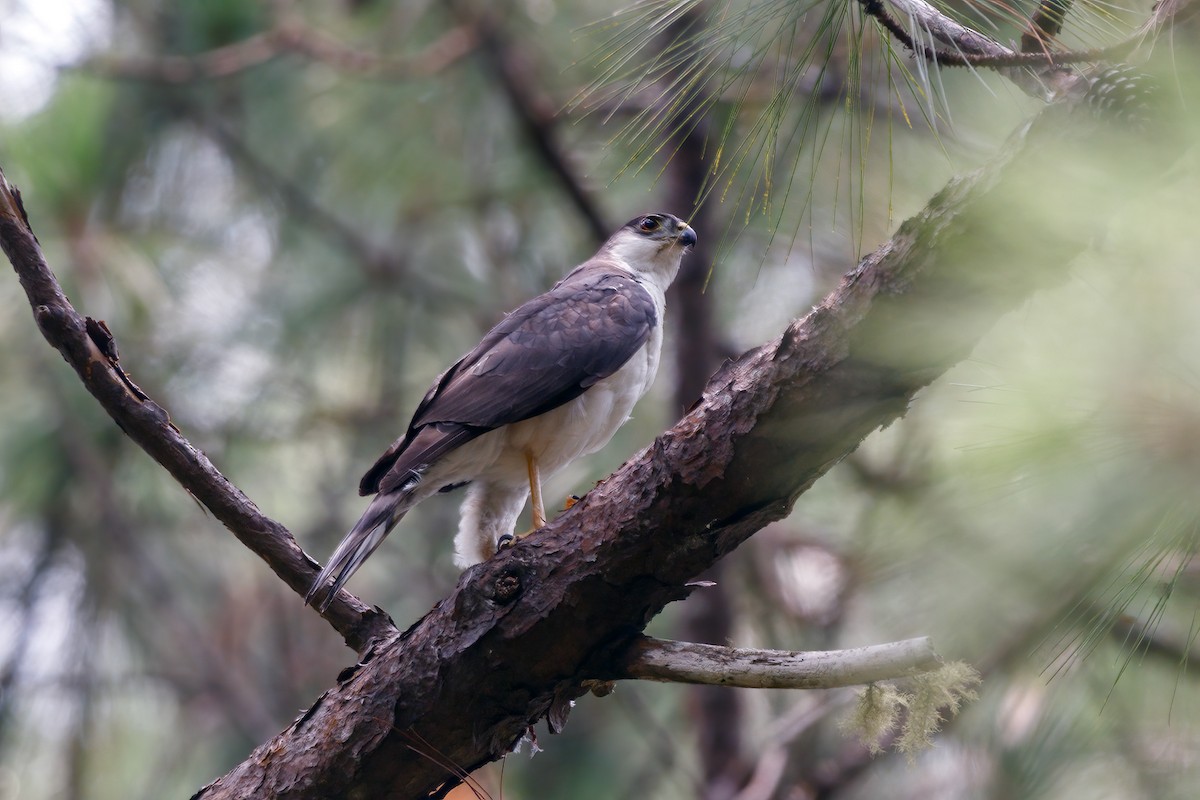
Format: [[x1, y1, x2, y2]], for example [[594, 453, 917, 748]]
[[178, 72, 1180, 797], [84, 19, 477, 84], [3, 45, 1188, 800], [864, 0, 1188, 99], [617, 636, 940, 690], [0, 172, 396, 655]]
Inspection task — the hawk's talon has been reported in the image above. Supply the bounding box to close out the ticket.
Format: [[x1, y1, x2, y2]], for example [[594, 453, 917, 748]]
[[496, 533, 516, 553]]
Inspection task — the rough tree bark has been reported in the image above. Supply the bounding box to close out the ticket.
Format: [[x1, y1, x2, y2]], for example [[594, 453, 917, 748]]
[[192, 73, 1183, 797], [2, 2, 1189, 796], [2, 62, 1178, 795]]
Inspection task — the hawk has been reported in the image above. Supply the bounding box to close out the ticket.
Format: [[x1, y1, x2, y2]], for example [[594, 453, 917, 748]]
[[307, 213, 696, 611]]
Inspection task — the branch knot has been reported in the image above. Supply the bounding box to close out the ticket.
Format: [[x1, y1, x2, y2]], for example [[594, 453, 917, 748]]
[[492, 568, 522, 604]]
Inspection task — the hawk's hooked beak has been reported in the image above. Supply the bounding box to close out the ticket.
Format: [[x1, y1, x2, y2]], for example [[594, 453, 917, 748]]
[[678, 224, 697, 250]]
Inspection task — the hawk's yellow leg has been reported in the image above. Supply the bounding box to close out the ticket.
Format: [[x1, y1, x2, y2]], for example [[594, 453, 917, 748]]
[[526, 450, 546, 529], [496, 452, 548, 554]]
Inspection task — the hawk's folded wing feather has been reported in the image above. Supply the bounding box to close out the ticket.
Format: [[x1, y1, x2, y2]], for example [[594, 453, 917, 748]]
[[359, 266, 657, 496]]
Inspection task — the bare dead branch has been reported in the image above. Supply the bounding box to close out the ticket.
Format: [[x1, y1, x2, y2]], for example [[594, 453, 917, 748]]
[[0, 171, 396, 655], [617, 636, 940, 689]]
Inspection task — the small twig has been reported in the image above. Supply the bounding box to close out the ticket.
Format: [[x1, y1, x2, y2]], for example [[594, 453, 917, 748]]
[[617, 636, 941, 689], [85, 32, 278, 83], [84, 22, 477, 84], [1021, 0, 1074, 54], [273, 21, 478, 80]]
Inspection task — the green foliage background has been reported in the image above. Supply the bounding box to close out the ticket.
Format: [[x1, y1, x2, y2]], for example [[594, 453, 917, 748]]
[[0, 1, 1197, 798]]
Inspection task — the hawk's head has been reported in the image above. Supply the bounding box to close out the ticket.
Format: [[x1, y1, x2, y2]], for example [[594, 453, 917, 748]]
[[602, 213, 696, 282]]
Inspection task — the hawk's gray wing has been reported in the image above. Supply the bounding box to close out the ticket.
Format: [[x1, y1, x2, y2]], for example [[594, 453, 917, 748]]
[[360, 265, 657, 496]]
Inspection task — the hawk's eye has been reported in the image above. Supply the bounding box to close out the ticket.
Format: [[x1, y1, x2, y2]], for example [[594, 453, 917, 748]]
[[638, 217, 660, 232]]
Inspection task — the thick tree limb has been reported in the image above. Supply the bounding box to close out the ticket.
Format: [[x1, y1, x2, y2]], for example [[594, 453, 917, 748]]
[[181, 76, 1178, 796], [618, 636, 940, 689], [3, 63, 1187, 800], [0, 172, 396, 655]]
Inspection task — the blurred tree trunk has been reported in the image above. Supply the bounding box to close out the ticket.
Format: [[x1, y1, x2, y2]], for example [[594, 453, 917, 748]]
[[660, 5, 749, 797]]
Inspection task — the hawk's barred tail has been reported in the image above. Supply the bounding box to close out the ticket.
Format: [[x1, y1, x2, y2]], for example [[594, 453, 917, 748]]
[[306, 491, 410, 612]]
